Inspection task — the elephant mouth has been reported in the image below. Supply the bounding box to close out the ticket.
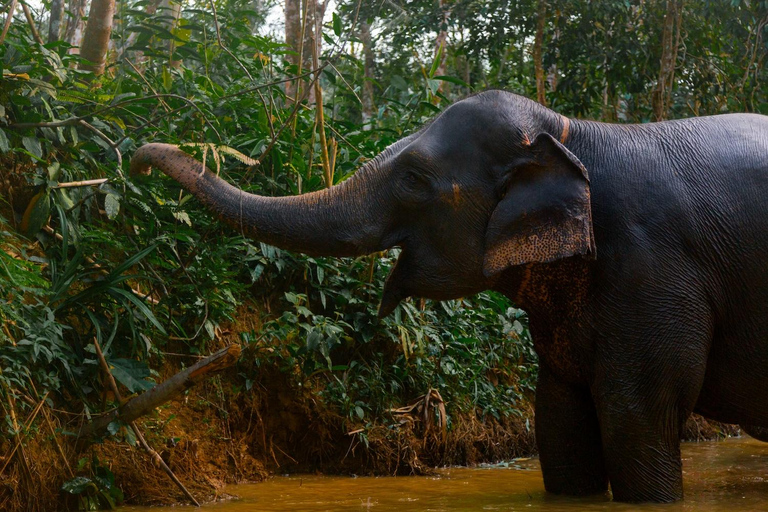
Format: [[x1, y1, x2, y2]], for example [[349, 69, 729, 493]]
[[378, 249, 411, 318]]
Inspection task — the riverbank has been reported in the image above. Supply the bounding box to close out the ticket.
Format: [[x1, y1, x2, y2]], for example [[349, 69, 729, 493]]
[[9, 356, 737, 511], [77, 359, 538, 507]]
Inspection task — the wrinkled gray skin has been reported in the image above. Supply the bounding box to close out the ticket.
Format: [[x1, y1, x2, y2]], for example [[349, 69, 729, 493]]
[[132, 91, 768, 503]]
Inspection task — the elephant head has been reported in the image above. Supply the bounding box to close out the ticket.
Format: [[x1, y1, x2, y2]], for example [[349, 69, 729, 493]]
[[131, 91, 595, 317]]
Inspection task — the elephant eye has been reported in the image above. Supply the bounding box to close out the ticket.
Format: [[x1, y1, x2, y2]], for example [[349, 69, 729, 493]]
[[398, 167, 432, 203], [403, 169, 425, 187]]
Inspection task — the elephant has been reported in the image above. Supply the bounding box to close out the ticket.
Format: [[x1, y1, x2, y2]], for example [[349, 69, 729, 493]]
[[131, 90, 768, 503]]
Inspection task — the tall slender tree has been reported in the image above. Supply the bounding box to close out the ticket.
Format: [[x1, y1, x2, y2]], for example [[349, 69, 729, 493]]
[[64, 0, 87, 53], [652, 0, 684, 121], [533, 0, 547, 106], [47, 0, 65, 43], [79, 0, 115, 75]]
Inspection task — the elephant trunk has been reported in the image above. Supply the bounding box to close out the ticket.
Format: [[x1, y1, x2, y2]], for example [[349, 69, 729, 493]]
[[130, 143, 391, 257]]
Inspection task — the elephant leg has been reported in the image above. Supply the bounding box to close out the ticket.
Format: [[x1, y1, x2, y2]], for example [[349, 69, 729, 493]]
[[536, 364, 608, 495], [593, 330, 709, 502]]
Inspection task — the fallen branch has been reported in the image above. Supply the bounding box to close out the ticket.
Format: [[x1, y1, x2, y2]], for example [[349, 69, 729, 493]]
[[77, 344, 241, 445], [92, 338, 200, 507]]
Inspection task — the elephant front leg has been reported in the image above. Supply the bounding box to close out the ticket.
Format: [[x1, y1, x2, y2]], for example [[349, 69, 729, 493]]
[[535, 364, 608, 496], [595, 387, 688, 503]]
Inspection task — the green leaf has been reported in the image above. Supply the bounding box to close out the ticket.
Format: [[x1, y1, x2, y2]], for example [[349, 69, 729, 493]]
[[122, 425, 137, 446], [47, 162, 60, 181], [109, 287, 167, 334], [429, 41, 444, 78], [427, 78, 440, 96], [20, 190, 51, 236], [107, 420, 121, 436], [22, 136, 43, 159], [162, 65, 173, 90], [53, 188, 75, 211], [333, 13, 342, 36], [0, 128, 9, 153], [433, 75, 470, 89], [62, 476, 97, 494], [105, 193, 120, 220], [109, 358, 154, 393]]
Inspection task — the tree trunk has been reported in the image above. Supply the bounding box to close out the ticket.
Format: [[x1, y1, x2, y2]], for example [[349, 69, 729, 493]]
[[652, 0, 683, 121], [248, 0, 265, 32], [433, 0, 450, 94], [533, 0, 547, 106], [360, 20, 375, 125], [284, 0, 301, 101], [158, 0, 182, 68], [64, 0, 87, 53], [114, 0, 162, 64], [48, 0, 66, 42], [305, 0, 325, 104], [284, 0, 325, 104], [79, 0, 115, 75]]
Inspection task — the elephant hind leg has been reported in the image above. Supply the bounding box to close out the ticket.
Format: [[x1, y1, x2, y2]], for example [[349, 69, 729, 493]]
[[742, 425, 768, 442]]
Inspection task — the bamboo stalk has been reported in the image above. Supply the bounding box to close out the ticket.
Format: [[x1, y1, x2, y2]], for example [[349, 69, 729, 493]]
[[24, 376, 75, 478], [53, 178, 109, 188], [0, 390, 49, 475], [92, 338, 201, 506], [0, 0, 18, 45], [19, 0, 43, 45], [311, 35, 332, 188]]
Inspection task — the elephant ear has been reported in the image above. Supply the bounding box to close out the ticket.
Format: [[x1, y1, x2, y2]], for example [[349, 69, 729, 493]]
[[483, 132, 596, 277]]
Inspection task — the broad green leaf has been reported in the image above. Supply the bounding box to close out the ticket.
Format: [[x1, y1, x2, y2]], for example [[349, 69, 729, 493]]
[[333, 13, 342, 36], [427, 78, 440, 95], [20, 190, 50, 236], [107, 420, 121, 435], [0, 128, 9, 152], [109, 287, 167, 334], [429, 41, 444, 78], [62, 477, 97, 494], [105, 193, 120, 220], [22, 136, 43, 159], [109, 358, 154, 393], [434, 75, 471, 89]]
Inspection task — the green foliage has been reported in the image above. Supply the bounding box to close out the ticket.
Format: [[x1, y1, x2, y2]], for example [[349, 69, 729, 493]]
[[251, 249, 536, 422], [62, 457, 124, 510], [0, 0, 534, 464]]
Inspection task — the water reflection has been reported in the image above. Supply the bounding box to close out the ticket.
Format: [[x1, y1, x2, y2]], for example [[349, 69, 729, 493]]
[[121, 436, 768, 511]]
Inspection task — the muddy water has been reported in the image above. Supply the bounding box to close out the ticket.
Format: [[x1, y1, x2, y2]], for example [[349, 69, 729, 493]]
[[122, 437, 768, 511]]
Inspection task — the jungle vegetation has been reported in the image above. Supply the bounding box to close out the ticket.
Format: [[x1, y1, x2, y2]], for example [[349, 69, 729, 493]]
[[0, 0, 765, 509]]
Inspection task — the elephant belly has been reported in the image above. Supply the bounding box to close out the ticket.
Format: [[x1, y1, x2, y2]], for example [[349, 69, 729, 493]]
[[694, 318, 768, 426]]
